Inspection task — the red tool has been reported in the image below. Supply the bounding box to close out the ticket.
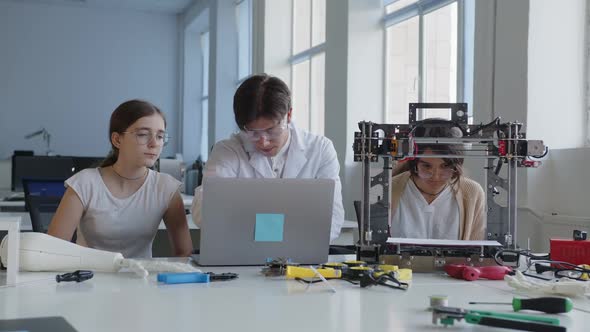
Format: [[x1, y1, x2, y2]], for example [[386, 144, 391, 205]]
[[444, 264, 512, 281]]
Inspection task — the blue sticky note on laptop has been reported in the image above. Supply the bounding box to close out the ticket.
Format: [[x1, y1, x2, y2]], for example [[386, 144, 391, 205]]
[[255, 213, 284, 242]]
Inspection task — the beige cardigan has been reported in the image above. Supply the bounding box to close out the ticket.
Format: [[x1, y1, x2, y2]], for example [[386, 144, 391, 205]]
[[390, 172, 486, 240]]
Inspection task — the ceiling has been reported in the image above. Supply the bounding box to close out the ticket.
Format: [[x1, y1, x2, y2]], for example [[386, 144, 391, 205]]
[[5, 0, 196, 14]]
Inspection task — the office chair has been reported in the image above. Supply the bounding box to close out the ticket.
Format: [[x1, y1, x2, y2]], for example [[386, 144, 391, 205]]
[[22, 179, 76, 243], [27, 195, 62, 234]]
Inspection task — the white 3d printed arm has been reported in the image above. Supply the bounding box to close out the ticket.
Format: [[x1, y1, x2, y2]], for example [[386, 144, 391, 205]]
[[0, 233, 199, 277]]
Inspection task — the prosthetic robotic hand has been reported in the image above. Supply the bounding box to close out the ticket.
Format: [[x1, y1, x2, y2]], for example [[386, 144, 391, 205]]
[[0, 233, 200, 278], [1, 232, 124, 272]]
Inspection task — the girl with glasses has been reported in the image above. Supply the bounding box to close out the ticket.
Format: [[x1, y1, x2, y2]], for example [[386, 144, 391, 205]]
[[390, 119, 486, 240], [48, 100, 193, 258]]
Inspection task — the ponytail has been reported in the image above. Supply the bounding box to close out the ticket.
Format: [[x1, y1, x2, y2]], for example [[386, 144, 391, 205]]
[[100, 149, 119, 167]]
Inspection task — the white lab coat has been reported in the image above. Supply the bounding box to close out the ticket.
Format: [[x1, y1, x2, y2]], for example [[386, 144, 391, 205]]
[[191, 124, 345, 240]]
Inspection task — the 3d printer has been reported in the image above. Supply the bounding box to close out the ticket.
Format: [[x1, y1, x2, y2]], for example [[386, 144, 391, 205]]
[[353, 103, 548, 269]]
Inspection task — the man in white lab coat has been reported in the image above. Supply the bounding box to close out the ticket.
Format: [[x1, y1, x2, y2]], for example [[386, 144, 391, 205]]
[[191, 74, 345, 241]]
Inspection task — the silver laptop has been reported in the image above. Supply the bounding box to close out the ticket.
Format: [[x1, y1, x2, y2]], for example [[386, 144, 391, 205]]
[[196, 177, 335, 266]]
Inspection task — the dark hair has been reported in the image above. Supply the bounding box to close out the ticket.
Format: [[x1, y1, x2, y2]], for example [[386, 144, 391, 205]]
[[395, 119, 464, 183], [100, 99, 166, 167], [233, 73, 291, 130]]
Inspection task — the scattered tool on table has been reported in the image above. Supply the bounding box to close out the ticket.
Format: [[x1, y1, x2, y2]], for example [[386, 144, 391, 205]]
[[444, 264, 512, 281], [56, 270, 93, 283], [469, 297, 573, 314], [157, 272, 239, 284], [432, 306, 566, 332]]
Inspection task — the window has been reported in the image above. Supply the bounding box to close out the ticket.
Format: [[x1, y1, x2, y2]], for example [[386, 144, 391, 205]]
[[201, 31, 210, 160], [291, 0, 326, 135], [384, 0, 461, 123], [235, 0, 252, 82], [587, 8, 590, 147]]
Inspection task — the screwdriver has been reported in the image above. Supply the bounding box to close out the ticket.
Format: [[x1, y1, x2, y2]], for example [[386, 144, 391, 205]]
[[469, 297, 573, 314]]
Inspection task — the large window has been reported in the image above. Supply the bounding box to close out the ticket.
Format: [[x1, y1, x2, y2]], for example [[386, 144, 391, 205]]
[[200, 31, 210, 160], [291, 0, 326, 135], [235, 0, 252, 82], [384, 0, 461, 123]]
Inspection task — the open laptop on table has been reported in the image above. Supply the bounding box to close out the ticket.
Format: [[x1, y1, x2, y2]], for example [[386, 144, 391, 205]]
[[194, 177, 335, 266]]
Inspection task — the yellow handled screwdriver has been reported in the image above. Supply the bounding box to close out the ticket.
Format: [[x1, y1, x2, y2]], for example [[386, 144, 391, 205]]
[[469, 297, 573, 314]]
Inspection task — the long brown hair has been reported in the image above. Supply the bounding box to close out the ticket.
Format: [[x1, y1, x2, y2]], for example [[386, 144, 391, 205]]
[[100, 100, 166, 167]]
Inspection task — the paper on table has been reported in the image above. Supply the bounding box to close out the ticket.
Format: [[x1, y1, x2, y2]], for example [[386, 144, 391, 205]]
[[386, 238, 502, 247]]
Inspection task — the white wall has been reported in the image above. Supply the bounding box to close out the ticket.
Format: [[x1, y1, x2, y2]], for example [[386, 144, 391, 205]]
[[0, 1, 179, 158], [181, 0, 240, 158], [527, 0, 586, 150], [527, 0, 587, 217], [263, 0, 292, 84], [325, 0, 348, 170], [342, 0, 385, 220], [468, 0, 531, 219], [524, 0, 588, 249], [180, 1, 210, 164], [209, 0, 240, 143]]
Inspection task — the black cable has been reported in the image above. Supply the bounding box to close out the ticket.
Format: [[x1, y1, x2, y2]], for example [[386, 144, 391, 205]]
[[528, 146, 549, 159], [493, 249, 550, 267], [531, 261, 590, 281], [360, 272, 408, 290], [494, 159, 503, 175], [294, 277, 323, 284], [295, 277, 359, 285], [465, 117, 501, 137]]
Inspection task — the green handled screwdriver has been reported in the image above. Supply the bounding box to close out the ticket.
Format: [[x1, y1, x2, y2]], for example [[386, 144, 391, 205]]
[[469, 297, 573, 314]]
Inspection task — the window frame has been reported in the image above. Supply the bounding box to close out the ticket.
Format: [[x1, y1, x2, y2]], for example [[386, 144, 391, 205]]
[[235, 0, 253, 85], [586, 2, 590, 147], [382, 0, 465, 123], [200, 30, 210, 160], [289, 0, 326, 134]]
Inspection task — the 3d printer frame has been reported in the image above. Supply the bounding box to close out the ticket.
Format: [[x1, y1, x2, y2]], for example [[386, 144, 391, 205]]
[[353, 103, 547, 262]]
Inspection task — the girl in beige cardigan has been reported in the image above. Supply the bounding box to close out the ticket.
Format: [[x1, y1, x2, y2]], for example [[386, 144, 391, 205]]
[[390, 121, 486, 240]]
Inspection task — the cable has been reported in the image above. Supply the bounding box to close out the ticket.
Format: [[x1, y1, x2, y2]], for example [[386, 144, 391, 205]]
[[465, 117, 501, 137], [361, 272, 409, 291], [295, 277, 359, 285], [493, 248, 550, 267], [528, 146, 549, 159]]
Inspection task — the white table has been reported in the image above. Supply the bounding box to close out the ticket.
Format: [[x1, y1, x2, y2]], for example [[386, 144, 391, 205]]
[[0, 216, 20, 286], [180, 193, 193, 210], [1, 261, 588, 331], [0, 212, 199, 231], [0, 212, 356, 244], [1, 192, 195, 211]]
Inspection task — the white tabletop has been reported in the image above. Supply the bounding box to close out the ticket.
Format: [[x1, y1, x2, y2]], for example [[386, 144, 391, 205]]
[[0, 212, 199, 232], [0, 214, 355, 233], [1, 261, 588, 332], [2, 192, 195, 210], [180, 193, 193, 209]]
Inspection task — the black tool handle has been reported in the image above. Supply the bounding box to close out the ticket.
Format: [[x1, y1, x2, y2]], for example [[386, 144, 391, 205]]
[[519, 298, 570, 314], [478, 317, 566, 332]]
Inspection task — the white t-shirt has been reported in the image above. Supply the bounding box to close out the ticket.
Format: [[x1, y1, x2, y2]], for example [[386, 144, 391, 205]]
[[390, 179, 460, 239], [66, 168, 181, 258], [268, 129, 291, 178]]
